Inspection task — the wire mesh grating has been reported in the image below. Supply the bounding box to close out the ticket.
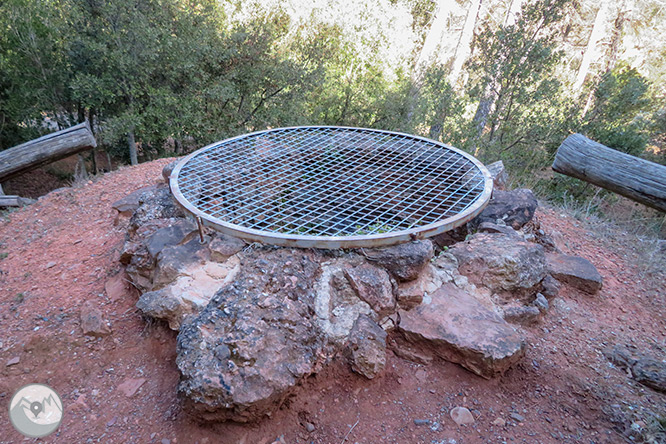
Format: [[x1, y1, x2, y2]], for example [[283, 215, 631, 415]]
[[170, 126, 493, 248]]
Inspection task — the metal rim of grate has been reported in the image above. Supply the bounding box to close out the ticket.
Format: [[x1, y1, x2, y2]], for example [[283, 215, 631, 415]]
[[170, 126, 493, 249]]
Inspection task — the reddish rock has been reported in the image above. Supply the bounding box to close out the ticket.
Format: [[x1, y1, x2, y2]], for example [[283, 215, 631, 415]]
[[546, 253, 602, 295], [118, 378, 146, 397], [80, 301, 112, 337], [104, 272, 131, 302], [451, 232, 546, 295], [396, 284, 526, 378], [344, 264, 395, 318]]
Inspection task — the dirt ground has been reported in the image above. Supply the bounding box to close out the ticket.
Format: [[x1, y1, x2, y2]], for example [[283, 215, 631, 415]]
[[0, 159, 664, 444]]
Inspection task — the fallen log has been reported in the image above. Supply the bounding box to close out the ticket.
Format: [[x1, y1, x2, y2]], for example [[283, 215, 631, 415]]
[[552, 133, 666, 212], [0, 122, 96, 182], [0, 195, 35, 208]]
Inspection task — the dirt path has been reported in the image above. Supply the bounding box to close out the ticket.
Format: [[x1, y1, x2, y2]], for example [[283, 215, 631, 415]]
[[0, 159, 664, 444]]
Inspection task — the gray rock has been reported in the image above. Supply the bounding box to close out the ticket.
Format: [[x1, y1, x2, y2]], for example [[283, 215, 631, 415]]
[[476, 222, 521, 237], [471, 189, 537, 230], [451, 232, 547, 297], [532, 293, 549, 313], [546, 253, 603, 295], [153, 237, 211, 289], [344, 264, 395, 318], [450, 406, 475, 425], [361, 240, 433, 282], [145, 220, 197, 259], [502, 306, 541, 325], [347, 315, 387, 379], [486, 160, 508, 191], [209, 234, 245, 262], [510, 412, 525, 422], [128, 186, 185, 235], [541, 275, 560, 299], [162, 160, 179, 182], [176, 249, 327, 422], [396, 283, 526, 378], [604, 345, 666, 393], [80, 301, 112, 337], [112, 185, 160, 217]]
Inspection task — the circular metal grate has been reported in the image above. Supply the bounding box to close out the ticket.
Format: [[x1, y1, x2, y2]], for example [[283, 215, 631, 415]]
[[170, 126, 493, 249]]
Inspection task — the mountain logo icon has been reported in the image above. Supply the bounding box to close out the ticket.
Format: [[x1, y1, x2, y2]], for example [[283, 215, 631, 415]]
[[9, 384, 63, 438]]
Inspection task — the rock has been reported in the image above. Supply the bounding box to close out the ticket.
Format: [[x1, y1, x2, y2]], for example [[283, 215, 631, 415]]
[[145, 219, 197, 259], [152, 237, 212, 289], [431, 225, 468, 249], [486, 160, 508, 191], [128, 186, 185, 235], [137, 256, 240, 330], [209, 234, 245, 262], [541, 275, 560, 299], [413, 419, 431, 425], [605, 345, 666, 393], [80, 301, 112, 337], [162, 160, 179, 182], [450, 232, 547, 297], [532, 293, 549, 313], [347, 315, 387, 379], [176, 249, 327, 422], [111, 185, 159, 218], [492, 417, 506, 426], [6, 356, 20, 367], [304, 422, 315, 433], [471, 189, 537, 230], [450, 407, 475, 425], [361, 240, 433, 282], [632, 359, 666, 393], [476, 222, 521, 237], [344, 264, 395, 318], [502, 305, 541, 325], [546, 253, 602, 295], [314, 261, 373, 343], [117, 378, 146, 397], [105, 272, 131, 302], [396, 284, 526, 378], [510, 412, 525, 422]]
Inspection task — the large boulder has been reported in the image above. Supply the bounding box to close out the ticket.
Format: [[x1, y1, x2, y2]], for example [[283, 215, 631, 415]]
[[471, 189, 537, 230], [395, 284, 526, 378], [545, 253, 603, 295], [176, 249, 327, 422], [450, 232, 547, 297], [361, 240, 434, 282]]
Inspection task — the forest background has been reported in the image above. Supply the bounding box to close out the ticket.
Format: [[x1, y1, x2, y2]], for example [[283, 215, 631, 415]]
[[1, 0, 664, 230]]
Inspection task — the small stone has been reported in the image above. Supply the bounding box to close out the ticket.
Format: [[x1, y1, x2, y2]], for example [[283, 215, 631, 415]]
[[45, 261, 57, 269], [347, 315, 387, 379], [6, 356, 20, 367], [450, 406, 475, 425], [161, 439, 171, 444], [162, 160, 179, 182], [503, 305, 541, 325], [546, 253, 603, 295], [492, 417, 506, 426], [541, 275, 560, 299], [533, 293, 549, 313], [305, 422, 315, 433], [510, 412, 525, 422], [150, 433, 156, 439], [117, 378, 146, 397], [80, 301, 112, 337], [413, 419, 431, 425]]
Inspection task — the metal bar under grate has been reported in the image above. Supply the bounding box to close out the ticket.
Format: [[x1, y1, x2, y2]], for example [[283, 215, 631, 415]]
[[170, 126, 493, 249]]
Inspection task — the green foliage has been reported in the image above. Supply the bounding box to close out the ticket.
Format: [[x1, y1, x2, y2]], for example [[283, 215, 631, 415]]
[[580, 65, 651, 156]]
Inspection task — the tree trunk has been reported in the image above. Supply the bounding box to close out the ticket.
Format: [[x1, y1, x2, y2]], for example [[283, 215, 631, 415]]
[[0, 122, 96, 182], [413, 1, 454, 82], [448, 0, 483, 87], [573, 2, 612, 92], [552, 134, 666, 212], [128, 130, 138, 166]]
